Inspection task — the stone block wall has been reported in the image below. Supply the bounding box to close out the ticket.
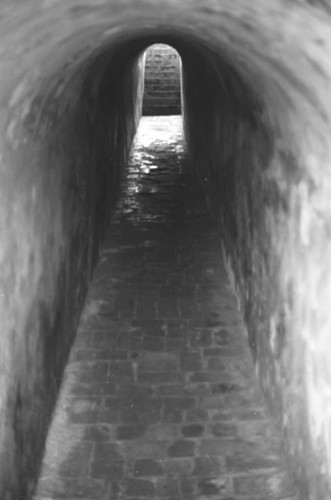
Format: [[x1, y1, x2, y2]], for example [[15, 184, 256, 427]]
[[0, 39, 144, 498], [142, 44, 181, 116], [181, 35, 331, 500]]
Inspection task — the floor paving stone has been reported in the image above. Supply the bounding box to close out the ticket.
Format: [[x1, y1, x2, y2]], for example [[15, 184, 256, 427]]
[[33, 116, 299, 500]]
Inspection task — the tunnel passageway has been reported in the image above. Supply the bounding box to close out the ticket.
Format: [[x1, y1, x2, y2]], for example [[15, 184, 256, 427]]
[[33, 116, 298, 500], [2, 4, 331, 498]]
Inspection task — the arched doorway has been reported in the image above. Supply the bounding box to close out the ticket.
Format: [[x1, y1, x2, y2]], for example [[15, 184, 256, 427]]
[[142, 43, 182, 116]]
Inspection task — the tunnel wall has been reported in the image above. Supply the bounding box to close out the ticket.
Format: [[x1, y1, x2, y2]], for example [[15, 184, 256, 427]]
[[142, 44, 181, 116], [0, 43, 144, 499], [181, 41, 331, 499]]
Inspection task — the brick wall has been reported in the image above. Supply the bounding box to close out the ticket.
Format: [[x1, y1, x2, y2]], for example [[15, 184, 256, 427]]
[[142, 44, 181, 116]]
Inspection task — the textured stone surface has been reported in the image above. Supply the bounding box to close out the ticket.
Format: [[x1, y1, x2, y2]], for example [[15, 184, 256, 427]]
[[33, 117, 297, 500], [0, 30, 145, 500]]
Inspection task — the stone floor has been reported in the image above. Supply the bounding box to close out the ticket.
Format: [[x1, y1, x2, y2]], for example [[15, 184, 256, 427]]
[[33, 116, 298, 500]]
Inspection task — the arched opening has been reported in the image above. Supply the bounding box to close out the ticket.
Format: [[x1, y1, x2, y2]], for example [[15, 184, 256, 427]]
[[142, 43, 182, 116]]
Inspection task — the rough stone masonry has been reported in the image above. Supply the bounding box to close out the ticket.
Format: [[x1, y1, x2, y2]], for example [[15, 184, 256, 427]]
[[0, 1, 330, 499]]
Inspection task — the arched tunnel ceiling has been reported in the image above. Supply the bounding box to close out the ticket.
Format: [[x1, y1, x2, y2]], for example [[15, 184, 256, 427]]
[[2, 0, 331, 172], [1, 2, 331, 500]]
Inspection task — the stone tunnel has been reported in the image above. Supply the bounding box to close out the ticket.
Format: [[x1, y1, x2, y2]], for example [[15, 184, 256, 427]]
[[0, 1, 331, 499]]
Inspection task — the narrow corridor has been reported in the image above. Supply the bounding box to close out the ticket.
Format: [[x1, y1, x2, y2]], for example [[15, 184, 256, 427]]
[[34, 117, 298, 500]]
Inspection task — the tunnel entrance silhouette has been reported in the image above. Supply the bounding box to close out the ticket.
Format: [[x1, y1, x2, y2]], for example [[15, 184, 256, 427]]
[[142, 43, 182, 117]]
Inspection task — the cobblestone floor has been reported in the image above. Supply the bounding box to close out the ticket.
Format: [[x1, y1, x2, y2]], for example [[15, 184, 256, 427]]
[[34, 117, 298, 500]]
